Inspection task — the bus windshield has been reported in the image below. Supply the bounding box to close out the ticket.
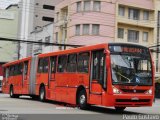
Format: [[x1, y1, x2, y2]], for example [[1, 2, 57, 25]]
[[109, 45, 152, 86]]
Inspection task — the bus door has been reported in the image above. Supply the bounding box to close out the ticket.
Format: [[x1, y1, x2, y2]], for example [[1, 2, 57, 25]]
[[48, 56, 57, 99], [22, 61, 29, 94], [90, 50, 105, 105], [17, 64, 23, 94], [37, 57, 49, 96], [2, 68, 7, 92]]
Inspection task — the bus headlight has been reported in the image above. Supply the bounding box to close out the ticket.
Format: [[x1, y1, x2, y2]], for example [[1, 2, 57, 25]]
[[145, 89, 152, 95], [113, 86, 121, 94]]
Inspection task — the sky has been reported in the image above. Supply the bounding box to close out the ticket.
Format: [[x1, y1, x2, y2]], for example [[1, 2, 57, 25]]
[[0, 0, 20, 9]]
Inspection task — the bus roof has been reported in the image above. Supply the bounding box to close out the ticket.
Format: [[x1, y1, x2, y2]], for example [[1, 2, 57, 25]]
[[3, 43, 149, 67], [108, 42, 149, 49], [3, 57, 32, 67]]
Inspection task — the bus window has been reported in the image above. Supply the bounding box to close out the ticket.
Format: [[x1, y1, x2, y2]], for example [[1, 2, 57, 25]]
[[77, 52, 90, 73], [43, 58, 49, 73], [15, 63, 23, 75], [3, 68, 6, 78], [38, 59, 44, 73], [66, 54, 77, 72], [50, 57, 56, 73], [58, 55, 67, 72], [6, 68, 9, 78], [9, 66, 15, 76], [14, 65, 18, 75], [38, 58, 49, 73], [24, 61, 28, 75]]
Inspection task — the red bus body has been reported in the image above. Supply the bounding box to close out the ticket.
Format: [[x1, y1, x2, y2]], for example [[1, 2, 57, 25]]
[[2, 43, 155, 109]]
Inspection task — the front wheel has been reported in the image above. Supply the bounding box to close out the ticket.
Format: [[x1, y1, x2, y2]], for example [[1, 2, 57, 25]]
[[78, 90, 88, 110], [115, 107, 126, 112], [39, 86, 46, 102]]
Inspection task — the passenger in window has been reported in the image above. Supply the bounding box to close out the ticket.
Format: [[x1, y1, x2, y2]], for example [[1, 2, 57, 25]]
[[94, 58, 98, 66]]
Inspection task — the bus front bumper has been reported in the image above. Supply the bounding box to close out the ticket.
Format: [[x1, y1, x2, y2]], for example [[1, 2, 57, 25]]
[[107, 94, 154, 107]]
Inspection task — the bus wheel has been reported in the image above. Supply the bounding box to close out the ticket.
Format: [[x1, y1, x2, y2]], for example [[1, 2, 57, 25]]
[[115, 107, 126, 112], [10, 86, 14, 98], [10, 86, 19, 98], [39, 86, 45, 102], [78, 90, 88, 110]]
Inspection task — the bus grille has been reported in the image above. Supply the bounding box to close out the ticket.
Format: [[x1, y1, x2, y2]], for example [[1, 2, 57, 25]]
[[121, 89, 146, 93], [116, 99, 150, 103]]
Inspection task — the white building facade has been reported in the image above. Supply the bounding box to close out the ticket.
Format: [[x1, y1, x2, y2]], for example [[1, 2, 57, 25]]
[[29, 23, 59, 56], [18, 0, 63, 59]]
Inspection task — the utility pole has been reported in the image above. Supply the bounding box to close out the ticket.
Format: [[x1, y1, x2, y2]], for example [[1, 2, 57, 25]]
[[17, 41, 20, 60]]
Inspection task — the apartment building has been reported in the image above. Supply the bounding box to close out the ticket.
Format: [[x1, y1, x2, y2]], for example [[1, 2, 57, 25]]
[[18, 0, 63, 58], [154, 0, 160, 75], [54, 0, 116, 48], [54, 0, 160, 74]]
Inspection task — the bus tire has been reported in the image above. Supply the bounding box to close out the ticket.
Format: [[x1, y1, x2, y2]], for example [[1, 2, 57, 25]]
[[78, 90, 88, 110], [115, 107, 126, 112], [10, 86, 19, 98], [39, 86, 46, 102], [10, 86, 14, 98]]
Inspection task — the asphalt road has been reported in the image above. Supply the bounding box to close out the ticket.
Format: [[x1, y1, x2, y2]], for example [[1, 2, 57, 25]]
[[0, 93, 160, 120]]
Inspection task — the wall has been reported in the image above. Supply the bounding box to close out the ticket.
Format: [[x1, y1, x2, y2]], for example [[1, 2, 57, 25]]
[[0, 6, 19, 62]]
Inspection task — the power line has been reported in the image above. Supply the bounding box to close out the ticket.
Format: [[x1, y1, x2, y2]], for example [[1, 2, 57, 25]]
[[0, 37, 83, 47]]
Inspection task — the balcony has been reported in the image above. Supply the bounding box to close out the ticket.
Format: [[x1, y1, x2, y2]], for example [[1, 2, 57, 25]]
[[57, 16, 69, 26], [117, 16, 155, 28]]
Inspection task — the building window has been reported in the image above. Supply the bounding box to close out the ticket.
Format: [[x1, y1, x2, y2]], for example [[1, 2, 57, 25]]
[[93, 1, 101, 12], [143, 11, 149, 20], [119, 6, 125, 16], [92, 24, 100, 35], [42, 17, 54, 22], [118, 28, 124, 39], [84, 1, 90, 11], [45, 36, 51, 46], [77, 1, 81, 12], [128, 8, 140, 20], [75, 24, 80, 36], [83, 24, 90, 35], [143, 32, 148, 42], [43, 5, 55, 10], [55, 32, 58, 43], [128, 30, 139, 42]]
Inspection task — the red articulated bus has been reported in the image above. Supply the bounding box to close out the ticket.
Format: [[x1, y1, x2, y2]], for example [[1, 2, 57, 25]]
[[2, 43, 155, 111]]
